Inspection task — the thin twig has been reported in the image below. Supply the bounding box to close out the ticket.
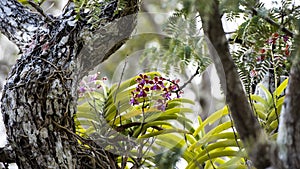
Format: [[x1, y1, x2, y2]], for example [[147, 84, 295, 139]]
[[179, 66, 201, 91], [249, 7, 294, 37], [113, 57, 128, 102], [112, 58, 128, 126], [52, 120, 90, 143], [225, 30, 237, 34]]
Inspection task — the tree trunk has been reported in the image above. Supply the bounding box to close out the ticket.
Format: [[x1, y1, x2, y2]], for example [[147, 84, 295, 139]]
[[0, 0, 138, 168], [197, 0, 271, 168], [275, 33, 300, 168]]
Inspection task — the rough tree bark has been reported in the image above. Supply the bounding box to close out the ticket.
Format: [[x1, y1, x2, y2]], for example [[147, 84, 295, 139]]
[[0, 0, 138, 168], [197, 0, 300, 169], [275, 33, 300, 168]]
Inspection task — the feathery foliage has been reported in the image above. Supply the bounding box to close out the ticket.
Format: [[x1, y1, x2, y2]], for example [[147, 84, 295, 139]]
[[231, 1, 294, 94], [141, 2, 211, 74]]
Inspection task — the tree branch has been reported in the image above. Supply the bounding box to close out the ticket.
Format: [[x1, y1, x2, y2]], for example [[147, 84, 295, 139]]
[[0, 0, 46, 53], [196, 0, 271, 168], [178, 66, 200, 91], [249, 6, 295, 37], [77, 0, 139, 77]]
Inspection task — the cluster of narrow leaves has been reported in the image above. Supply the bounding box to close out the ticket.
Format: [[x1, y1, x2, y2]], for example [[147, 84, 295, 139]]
[[152, 106, 246, 169], [176, 79, 288, 169], [233, 28, 292, 94], [75, 71, 194, 168], [141, 4, 211, 74], [75, 74, 288, 168], [230, 1, 295, 94], [249, 32, 291, 83], [250, 78, 288, 138]]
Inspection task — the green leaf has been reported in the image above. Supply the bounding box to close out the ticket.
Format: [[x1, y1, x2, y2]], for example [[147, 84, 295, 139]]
[[252, 103, 267, 120], [153, 114, 179, 121], [155, 133, 186, 149], [258, 83, 273, 105], [266, 108, 280, 124], [193, 106, 228, 137], [139, 128, 190, 138], [218, 156, 246, 168], [142, 121, 172, 129], [108, 107, 160, 125], [18, 0, 29, 4], [76, 112, 99, 121], [145, 107, 193, 122], [194, 140, 243, 156], [166, 98, 195, 109], [105, 88, 132, 108], [217, 165, 248, 169], [75, 119, 96, 127], [108, 72, 161, 99], [274, 78, 288, 97], [84, 126, 97, 135], [191, 121, 233, 150], [250, 94, 268, 107], [187, 150, 247, 169]]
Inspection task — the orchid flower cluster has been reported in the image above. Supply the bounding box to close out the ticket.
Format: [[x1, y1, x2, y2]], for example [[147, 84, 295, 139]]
[[78, 72, 107, 96], [130, 74, 183, 111]]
